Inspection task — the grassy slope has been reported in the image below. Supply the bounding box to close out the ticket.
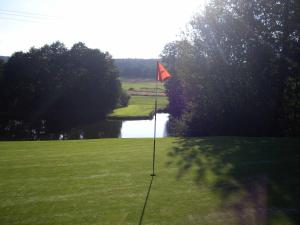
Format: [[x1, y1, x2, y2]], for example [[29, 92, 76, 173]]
[[109, 96, 168, 119], [0, 137, 299, 225], [109, 81, 168, 119]]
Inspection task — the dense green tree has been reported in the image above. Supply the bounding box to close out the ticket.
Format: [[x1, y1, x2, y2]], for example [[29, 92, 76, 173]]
[[161, 41, 187, 118], [0, 59, 4, 75], [0, 59, 5, 115], [0, 42, 121, 126], [163, 0, 300, 136]]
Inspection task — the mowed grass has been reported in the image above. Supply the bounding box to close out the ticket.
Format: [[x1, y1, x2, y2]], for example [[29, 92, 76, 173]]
[[109, 96, 168, 119], [121, 81, 165, 92], [109, 80, 168, 119], [0, 137, 299, 225]]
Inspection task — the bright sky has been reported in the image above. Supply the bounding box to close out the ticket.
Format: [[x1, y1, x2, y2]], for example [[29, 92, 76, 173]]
[[0, 0, 208, 58]]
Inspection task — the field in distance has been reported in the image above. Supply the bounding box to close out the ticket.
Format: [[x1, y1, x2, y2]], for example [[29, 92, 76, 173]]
[[121, 80, 165, 96], [109, 80, 168, 119]]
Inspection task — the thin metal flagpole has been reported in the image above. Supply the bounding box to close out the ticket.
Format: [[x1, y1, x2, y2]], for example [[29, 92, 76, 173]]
[[151, 62, 159, 176]]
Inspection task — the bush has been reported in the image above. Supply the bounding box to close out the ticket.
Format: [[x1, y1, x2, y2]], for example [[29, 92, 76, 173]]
[[118, 90, 131, 107]]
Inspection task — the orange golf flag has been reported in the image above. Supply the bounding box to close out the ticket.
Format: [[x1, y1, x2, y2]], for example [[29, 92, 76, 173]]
[[157, 62, 171, 82]]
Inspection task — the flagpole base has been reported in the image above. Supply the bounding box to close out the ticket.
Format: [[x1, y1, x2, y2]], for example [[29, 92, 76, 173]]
[[150, 173, 156, 176]]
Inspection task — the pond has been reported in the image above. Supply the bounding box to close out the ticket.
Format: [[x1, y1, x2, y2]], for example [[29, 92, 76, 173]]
[[0, 113, 170, 140], [120, 113, 169, 138]]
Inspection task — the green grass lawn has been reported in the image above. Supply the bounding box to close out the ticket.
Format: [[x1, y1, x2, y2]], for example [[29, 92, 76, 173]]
[[0, 137, 299, 225], [108, 81, 168, 119], [121, 81, 165, 92], [109, 95, 168, 119]]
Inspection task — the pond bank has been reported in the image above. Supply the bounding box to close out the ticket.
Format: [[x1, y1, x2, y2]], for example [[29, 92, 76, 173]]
[[108, 108, 167, 120], [0, 113, 170, 140]]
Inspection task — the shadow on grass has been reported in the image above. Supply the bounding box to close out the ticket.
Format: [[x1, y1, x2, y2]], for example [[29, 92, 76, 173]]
[[168, 137, 300, 225], [138, 176, 154, 225]]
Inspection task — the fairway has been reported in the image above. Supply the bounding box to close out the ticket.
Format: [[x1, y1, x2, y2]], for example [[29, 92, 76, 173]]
[[121, 81, 165, 93], [109, 80, 168, 119], [109, 96, 168, 119], [0, 137, 299, 225]]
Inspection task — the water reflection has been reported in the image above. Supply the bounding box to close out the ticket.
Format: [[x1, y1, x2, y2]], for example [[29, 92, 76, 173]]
[[65, 120, 122, 139], [120, 113, 169, 138], [0, 119, 122, 140]]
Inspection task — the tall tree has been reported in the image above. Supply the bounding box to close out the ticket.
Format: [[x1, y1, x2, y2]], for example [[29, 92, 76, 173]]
[[163, 0, 300, 136], [0, 42, 121, 126]]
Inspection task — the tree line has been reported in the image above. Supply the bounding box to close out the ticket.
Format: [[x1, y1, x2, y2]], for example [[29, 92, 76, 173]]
[[163, 0, 300, 136], [115, 58, 157, 79], [0, 42, 123, 128]]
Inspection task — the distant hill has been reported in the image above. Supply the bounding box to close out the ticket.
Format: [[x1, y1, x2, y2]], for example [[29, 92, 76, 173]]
[[0, 56, 9, 62], [114, 58, 157, 80]]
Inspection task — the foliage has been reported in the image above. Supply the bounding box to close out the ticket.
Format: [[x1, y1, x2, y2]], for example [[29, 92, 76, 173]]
[[161, 42, 187, 118], [115, 58, 157, 79], [0, 59, 4, 76], [0, 56, 9, 62], [1, 137, 299, 224], [0, 60, 5, 109], [162, 0, 300, 136], [0, 42, 121, 125], [118, 89, 131, 107]]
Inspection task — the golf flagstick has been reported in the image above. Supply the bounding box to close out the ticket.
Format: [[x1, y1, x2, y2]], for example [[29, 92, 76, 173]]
[[151, 62, 159, 176], [150, 61, 171, 176]]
